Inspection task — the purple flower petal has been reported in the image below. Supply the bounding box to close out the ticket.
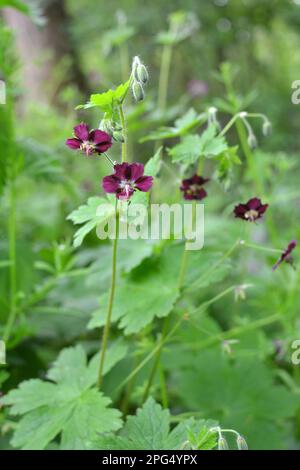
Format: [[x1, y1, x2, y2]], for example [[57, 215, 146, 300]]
[[135, 175, 153, 192], [74, 122, 89, 141], [234, 204, 247, 218], [114, 163, 131, 180], [90, 130, 113, 153], [66, 138, 81, 150], [130, 163, 145, 182], [273, 240, 297, 271], [102, 175, 120, 193], [258, 204, 269, 216], [247, 198, 262, 210]]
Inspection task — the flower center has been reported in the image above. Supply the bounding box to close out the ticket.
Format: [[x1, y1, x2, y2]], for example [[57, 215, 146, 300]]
[[245, 209, 259, 221], [186, 184, 200, 195], [80, 141, 95, 155]]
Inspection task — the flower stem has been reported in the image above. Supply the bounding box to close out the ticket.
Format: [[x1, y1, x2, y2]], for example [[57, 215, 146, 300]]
[[119, 43, 130, 84], [118, 285, 236, 393], [97, 201, 119, 389], [103, 152, 115, 166], [235, 117, 278, 243], [119, 104, 128, 163], [3, 165, 17, 343], [158, 44, 173, 113], [240, 240, 282, 254]]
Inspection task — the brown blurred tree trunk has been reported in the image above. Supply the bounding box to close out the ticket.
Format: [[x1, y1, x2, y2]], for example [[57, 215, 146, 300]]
[[2, 0, 89, 107]]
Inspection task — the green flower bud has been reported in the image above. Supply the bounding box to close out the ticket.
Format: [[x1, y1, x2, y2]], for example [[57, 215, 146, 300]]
[[262, 119, 272, 137], [100, 119, 114, 136], [132, 80, 145, 102], [218, 437, 229, 450], [113, 130, 125, 143], [247, 133, 257, 149], [236, 435, 248, 450], [136, 63, 149, 85]]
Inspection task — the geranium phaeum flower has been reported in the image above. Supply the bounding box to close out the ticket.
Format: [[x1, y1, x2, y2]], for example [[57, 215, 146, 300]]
[[102, 162, 153, 201], [66, 122, 112, 156], [234, 198, 268, 222], [180, 174, 209, 200], [273, 240, 297, 271]]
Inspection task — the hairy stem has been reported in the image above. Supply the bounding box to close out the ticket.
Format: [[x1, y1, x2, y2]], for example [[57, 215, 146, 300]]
[[119, 104, 128, 163], [97, 201, 119, 389], [158, 44, 173, 113]]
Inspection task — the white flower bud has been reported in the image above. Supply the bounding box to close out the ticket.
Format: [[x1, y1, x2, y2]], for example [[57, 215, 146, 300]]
[[218, 436, 229, 450], [262, 119, 272, 136], [237, 435, 248, 450], [247, 133, 257, 149], [132, 80, 145, 102]]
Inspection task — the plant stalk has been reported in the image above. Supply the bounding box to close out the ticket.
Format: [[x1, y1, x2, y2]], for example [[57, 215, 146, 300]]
[[97, 201, 119, 389]]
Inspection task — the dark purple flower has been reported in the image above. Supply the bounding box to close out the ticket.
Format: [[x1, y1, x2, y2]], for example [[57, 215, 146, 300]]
[[102, 162, 153, 201], [234, 198, 269, 222], [66, 122, 112, 156], [273, 240, 297, 271], [180, 174, 209, 200]]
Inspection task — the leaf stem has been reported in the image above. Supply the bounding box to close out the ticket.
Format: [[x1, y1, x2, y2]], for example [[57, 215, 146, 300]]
[[97, 200, 119, 389], [119, 104, 128, 163], [158, 44, 173, 113]]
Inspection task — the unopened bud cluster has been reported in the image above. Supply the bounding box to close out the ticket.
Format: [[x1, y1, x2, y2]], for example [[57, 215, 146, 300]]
[[210, 426, 248, 451], [131, 56, 149, 102], [100, 119, 124, 143], [239, 111, 272, 149]]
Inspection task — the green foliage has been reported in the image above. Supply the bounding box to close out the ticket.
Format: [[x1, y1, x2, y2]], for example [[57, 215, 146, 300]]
[[77, 80, 130, 117], [140, 108, 206, 142], [1, 345, 124, 449], [168, 126, 228, 165], [215, 146, 241, 191], [94, 398, 216, 450], [175, 351, 298, 450], [67, 197, 115, 248]]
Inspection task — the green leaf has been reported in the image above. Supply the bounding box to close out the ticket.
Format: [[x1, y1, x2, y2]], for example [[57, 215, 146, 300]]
[[67, 197, 115, 248], [215, 146, 241, 191], [169, 126, 228, 164], [1, 346, 123, 450], [89, 244, 231, 335], [140, 108, 206, 142], [11, 404, 75, 450], [60, 390, 121, 450], [88, 246, 181, 335], [77, 80, 130, 113], [95, 398, 215, 450], [175, 351, 298, 450]]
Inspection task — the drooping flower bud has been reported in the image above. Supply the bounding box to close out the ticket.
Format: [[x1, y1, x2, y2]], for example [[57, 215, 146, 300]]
[[218, 436, 229, 450], [135, 63, 149, 85], [100, 119, 114, 136], [247, 133, 257, 149], [236, 435, 248, 450], [113, 130, 125, 143], [132, 80, 145, 102], [262, 119, 272, 136], [208, 106, 221, 130]]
